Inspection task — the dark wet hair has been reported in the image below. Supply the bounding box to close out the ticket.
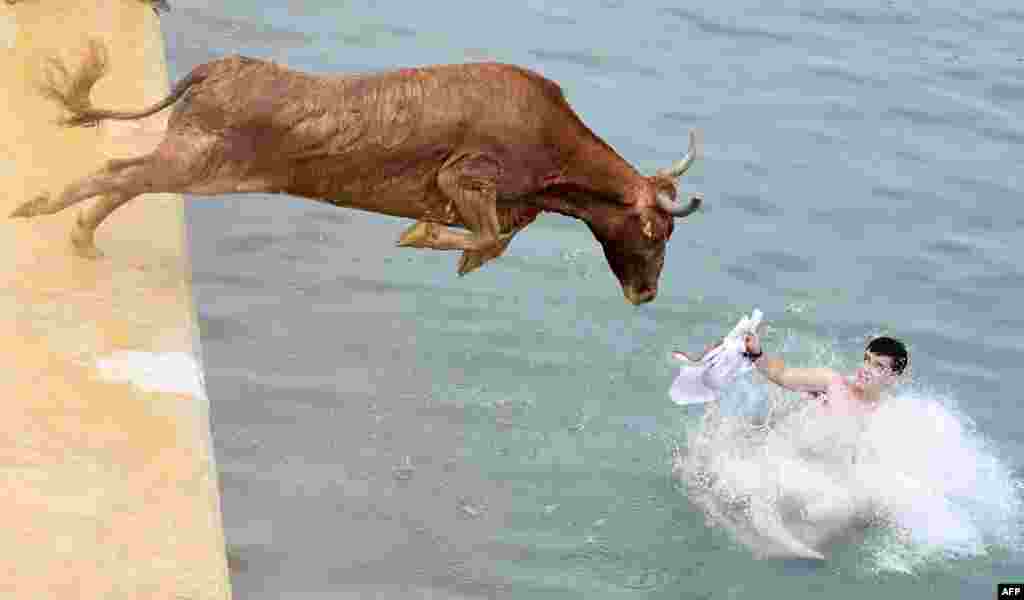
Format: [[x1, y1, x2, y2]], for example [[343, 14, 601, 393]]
[[866, 336, 908, 375]]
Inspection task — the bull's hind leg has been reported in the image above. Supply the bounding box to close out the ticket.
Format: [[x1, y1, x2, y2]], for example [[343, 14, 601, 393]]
[[395, 153, 514, 276], [68, 191, 140, 259], [10, 155, 149, 219], [15, 141, 189, 258], [11, 133, 277, 259], [11, 154, 160, 258]]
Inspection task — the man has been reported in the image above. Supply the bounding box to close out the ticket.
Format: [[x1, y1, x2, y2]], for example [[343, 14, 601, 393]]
[[675, 332, 911, 559], [741, 335, 909, 417]]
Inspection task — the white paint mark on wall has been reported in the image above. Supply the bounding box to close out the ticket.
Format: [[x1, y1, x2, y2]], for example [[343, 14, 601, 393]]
[[0, 158, 13, 179], [0, 12, 18, 50], [95, 351, 207, 399]]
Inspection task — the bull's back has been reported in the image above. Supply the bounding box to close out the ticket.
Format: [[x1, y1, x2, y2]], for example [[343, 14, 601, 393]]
[[360, 62, 572, 157], [182, 57, 576, 159]]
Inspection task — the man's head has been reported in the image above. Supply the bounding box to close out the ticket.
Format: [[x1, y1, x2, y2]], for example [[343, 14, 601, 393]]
[[855, 336, 909, 388]]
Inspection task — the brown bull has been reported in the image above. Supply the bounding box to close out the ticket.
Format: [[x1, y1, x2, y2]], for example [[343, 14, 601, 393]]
[[11, 40, 704, 305]]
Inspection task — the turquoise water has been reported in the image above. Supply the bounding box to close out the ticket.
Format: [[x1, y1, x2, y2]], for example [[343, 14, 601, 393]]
[[164, 1, 1024, 597]]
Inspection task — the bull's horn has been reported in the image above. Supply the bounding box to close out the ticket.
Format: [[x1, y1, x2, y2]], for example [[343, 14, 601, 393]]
[[657, 129, 701, 179], [657, 191, 702, 217]]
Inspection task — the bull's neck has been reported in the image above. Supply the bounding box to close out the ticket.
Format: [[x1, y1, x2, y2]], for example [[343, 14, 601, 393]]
[[530, 136, 647, 223], [571, 133, 645, 199], [528, 183, 641, 225]]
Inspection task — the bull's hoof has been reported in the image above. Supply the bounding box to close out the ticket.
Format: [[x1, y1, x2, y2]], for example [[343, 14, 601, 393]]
[[396, 221, 437, 248], [71, 239, 104, 260], [456, 233, 514, 276], [70, 228, 104, 260], [9, 194, 51, 218], [457, 250, 484, 277]]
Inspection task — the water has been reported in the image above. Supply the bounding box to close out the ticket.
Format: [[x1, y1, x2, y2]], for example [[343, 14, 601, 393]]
[[156, 1, 1024, 597]]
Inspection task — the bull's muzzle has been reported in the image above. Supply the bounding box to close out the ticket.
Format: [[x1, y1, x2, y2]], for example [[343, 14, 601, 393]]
[[624, 285, 657, 305]]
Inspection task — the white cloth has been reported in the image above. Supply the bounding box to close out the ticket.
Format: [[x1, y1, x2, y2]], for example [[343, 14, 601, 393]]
[[669, 309, 763, 406]]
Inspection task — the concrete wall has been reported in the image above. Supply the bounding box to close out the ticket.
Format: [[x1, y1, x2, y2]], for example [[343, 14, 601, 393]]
[[1, 1, 231, 597]]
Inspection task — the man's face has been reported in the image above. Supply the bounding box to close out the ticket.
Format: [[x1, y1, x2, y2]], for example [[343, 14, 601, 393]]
[[855, 351, 898, 388]]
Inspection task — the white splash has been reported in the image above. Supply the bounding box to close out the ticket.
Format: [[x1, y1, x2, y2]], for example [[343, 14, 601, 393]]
[[854, 389, 1023, 571], [95, 351, 207, 399]]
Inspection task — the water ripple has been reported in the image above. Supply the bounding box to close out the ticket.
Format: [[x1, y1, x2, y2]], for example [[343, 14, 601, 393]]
[[193, 270, 270, 291], [659, 7, 796, 44], [199, 312, 251, 344], [799, 7, 920, 27], [945, 174, 1018, 201], [988, 82, 1024, 103], [965, 270, 1024, 293], [216, 232, 280, 256], [657, 111, 703, 129], [807, 63, 889, 88], [870, 185, 918, 207], [977, 126, 1024, 147], [752, 250, 815, 274], [991, 9, 1024, 24], [529, 49, 661, 78], [722, 192, 784, 218], [173, 7, 313, 46], [328, 23, 418, 48], [527, 0, 577, 25], [724, 264, 764, 287], [924, 238, 977, 259], [941, 67, 984, 82], [885, 106, 967, 128]]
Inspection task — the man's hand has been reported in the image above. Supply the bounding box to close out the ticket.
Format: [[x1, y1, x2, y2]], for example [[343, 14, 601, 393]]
[[744, 333, 761, 355]]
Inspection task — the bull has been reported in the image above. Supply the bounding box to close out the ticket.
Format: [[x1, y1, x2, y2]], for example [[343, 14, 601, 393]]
[[11, 40, 704, 305]]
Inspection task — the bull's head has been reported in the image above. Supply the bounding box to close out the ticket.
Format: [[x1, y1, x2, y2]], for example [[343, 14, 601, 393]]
[[587, 129, 703, 305]]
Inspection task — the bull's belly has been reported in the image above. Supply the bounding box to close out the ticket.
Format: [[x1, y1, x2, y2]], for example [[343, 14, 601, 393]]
[[289, 173, 466, 228]]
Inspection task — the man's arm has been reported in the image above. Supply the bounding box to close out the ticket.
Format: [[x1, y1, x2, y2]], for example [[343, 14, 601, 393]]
[[744, 334, 837, 393], [753, 355, 838, 393]]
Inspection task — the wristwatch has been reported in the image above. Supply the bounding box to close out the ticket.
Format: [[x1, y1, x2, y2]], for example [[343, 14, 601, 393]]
[[742, 350, 762, 362]]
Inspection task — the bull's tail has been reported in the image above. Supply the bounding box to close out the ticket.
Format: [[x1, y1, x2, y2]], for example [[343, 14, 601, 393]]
[[37, 38, 208, 128]]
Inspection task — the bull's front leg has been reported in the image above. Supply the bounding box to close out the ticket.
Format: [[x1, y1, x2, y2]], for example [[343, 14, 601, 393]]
[[396, 221, 517, 276], [395, 153, 512, 276]]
